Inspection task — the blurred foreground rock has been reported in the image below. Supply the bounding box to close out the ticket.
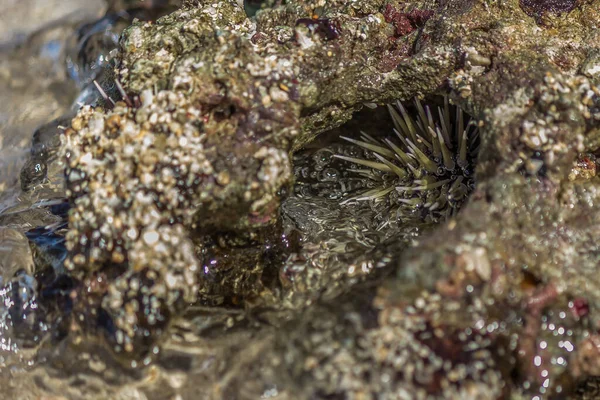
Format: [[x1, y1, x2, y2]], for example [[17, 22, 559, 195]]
[[10, 0, 600, 398]]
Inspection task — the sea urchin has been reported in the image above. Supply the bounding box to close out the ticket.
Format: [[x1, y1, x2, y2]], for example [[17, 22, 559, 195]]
[[336, 97, 480, 225]]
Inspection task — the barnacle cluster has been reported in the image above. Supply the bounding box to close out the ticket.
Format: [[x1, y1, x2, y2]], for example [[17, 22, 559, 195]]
[[62, 90, 209, 353], [338, 98, 479, 225], [5, 0, 600, 397], [276, 289, 506, 400]]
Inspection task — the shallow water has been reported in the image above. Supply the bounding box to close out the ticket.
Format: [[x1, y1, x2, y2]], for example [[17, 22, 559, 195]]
[[0, 1, 111, 397], [0, 0, 104, 229], [5, 2, 595, 399], [0, 2, 399, 394], [0, 2, 488, 397]]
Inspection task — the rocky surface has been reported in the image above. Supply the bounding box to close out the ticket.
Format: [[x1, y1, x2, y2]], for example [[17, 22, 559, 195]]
[[2, 0, 600, 398]]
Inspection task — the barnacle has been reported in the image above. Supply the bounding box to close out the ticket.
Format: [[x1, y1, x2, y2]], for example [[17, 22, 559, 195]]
[[337, 97, 480, 225]]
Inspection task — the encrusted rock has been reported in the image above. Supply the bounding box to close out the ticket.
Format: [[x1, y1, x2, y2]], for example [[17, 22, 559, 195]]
[[46, 0, 600, 397]]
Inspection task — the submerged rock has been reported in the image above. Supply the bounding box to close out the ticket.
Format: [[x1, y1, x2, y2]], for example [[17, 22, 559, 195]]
[[0, 228, 35, 280], [5, 0, 600, 398]]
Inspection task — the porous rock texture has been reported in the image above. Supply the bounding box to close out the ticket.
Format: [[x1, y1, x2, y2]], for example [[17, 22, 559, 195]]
[[56, 0, 600, 398]]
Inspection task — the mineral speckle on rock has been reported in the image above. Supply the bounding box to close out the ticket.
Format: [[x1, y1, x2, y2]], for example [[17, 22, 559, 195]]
[[62, 93, 207, 352], [3, 0, 600, 398]]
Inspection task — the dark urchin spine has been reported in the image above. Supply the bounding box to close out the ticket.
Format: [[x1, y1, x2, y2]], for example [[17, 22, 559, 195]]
[[336, 97, 480, 225]]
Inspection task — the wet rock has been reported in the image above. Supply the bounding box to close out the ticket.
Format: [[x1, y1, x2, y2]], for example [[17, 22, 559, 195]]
[[6, 0, 600, 398], [0, 228, 35, 280], [65, 13, 128, 89], [66, 2, 183, 91], [20, 158, 48, 192], [0, 270, 47, 347], [243, 0, 276, 17], [26, 224, 68, 275], [520, 0, 578, 19]]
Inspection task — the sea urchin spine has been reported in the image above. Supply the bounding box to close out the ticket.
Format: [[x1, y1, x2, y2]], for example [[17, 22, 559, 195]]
[[336, 97, 479, 224]]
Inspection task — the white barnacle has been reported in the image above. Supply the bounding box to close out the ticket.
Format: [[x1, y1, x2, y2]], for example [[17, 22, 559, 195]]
[[142, 230, 160, 246]]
